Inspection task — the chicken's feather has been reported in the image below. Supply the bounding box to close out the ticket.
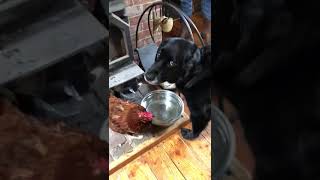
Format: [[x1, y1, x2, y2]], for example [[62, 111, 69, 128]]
[[109, 95, 153, 135]]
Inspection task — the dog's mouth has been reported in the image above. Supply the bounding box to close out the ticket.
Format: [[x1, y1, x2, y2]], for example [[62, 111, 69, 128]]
[[144, 73, 160, 85]]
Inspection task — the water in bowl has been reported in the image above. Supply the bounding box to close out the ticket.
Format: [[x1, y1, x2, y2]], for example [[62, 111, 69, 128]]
[[146, 100, 180, 122]]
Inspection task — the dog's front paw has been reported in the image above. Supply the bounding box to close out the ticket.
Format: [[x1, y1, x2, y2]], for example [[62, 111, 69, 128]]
[[181, 128, 200, 140]]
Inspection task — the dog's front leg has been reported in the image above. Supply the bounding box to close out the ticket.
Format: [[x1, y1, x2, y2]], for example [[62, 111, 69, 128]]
[[181, 109, 210, 140], [180, 90, 211, 140], [181, 121, 209, 140]]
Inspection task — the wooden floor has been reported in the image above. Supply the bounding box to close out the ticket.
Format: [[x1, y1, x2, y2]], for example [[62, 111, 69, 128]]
[[109, 121, 211, 180]]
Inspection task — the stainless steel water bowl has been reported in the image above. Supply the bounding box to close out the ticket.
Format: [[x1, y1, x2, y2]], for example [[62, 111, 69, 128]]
[[141, 90, 184, 127]]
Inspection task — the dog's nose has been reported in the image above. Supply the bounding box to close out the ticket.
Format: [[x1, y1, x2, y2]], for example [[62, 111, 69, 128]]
[[145, 72, 156, 81]]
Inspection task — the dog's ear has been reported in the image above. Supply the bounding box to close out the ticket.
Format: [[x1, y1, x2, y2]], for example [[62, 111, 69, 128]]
[[177, 46, 202, 87], [155, 41, 167, 61], [183, 47, 201, 78], [189, 46, 201, 64]]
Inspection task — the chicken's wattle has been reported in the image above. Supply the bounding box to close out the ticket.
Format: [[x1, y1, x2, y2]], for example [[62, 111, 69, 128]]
[[138, 112, 153, 122]]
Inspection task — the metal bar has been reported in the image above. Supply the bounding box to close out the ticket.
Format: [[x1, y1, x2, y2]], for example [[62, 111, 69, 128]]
[[135, 2, 205, 48], [109, 13, 134, 65], [109, 55, 131, 70]]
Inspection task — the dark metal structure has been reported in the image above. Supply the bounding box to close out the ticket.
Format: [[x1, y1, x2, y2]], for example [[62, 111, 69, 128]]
[[0, 0, 108, 137], [0, 0, 107, 85], [109, 0, 144, 89]]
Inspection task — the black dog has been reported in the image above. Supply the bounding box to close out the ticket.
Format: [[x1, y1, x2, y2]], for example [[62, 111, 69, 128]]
[[213, 0, 320, 179], [145, 38, 211, 140]]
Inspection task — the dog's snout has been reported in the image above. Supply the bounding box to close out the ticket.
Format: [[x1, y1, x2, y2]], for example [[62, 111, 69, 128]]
[[145, 72, 156, 81]]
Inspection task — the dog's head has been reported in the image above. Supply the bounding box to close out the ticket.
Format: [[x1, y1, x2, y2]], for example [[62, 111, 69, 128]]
[[145, 38, 201, 85]]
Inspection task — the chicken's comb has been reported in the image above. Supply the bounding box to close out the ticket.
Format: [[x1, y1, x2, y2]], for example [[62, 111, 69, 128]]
[[138, 111, 153, 121]]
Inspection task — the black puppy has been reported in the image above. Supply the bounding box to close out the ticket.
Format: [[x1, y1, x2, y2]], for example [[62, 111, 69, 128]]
[[145, 37, 211, 139]]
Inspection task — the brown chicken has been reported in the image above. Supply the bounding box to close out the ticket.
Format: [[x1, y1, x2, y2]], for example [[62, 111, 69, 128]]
[[109, 95, 153, 135], [0, 98, 107, 180]]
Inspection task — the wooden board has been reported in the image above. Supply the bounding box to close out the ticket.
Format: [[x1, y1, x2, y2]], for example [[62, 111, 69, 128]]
[[202, 129, 211, 144], [110, 121, 212, 179], [139, 145, 185, 180], [109, 169, 130, 180], [109, 112, 190, 175], [159, 130, 211, 180], [179, 126, 211, 169], [124, 160, 158, 180]]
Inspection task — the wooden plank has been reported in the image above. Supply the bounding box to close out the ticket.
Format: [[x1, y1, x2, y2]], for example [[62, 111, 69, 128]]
[[140, 145, 186, 180], [177, 125, 211, 169], [109, 113, 190, 175], [124, 159, 158, 180], [206, 121, 212, 133], [160, 133, 211, 180], [109, 169, 130, 180], [201, 129, 212, 144]]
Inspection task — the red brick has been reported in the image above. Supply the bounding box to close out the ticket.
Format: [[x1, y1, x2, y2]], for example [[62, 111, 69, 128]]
[[130, 24, 144, 34], [143, 0, 161, 4], [129, 26, 136, 34], [144, 37, 154, 44], [137, 39, 145, 47], [141, 22, 148, 31], [138, 31, 149, 39], [124, 0, 133, 6], [132, 36, 147, 48], [143, 2, 153, 9], [130, 36, 137, 44], [125, 5, 144, 17], [141, 20, 155, 30], [130, 21, 145, 32], [138, 30, 151, 39], [129, 16, 148, 26], [154, 38, 161, 44], [153, 31, 161, 36], [142, 24, 153, 33], [153, 33, 162, 40], [132, 0, 143, 5], [129, 16, 140, 26], [142, 14, 149, 21]]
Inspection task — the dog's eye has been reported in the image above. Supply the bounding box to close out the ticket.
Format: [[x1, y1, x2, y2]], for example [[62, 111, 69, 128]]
[[168, 60, 176, 67]]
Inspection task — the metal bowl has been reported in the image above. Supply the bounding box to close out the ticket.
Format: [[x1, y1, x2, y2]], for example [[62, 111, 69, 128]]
[[212, 104, 236, 178], [141, 90, 184, 126]]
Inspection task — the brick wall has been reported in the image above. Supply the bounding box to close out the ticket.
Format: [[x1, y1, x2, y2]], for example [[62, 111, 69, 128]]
[[124, 0, 162, 62]]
